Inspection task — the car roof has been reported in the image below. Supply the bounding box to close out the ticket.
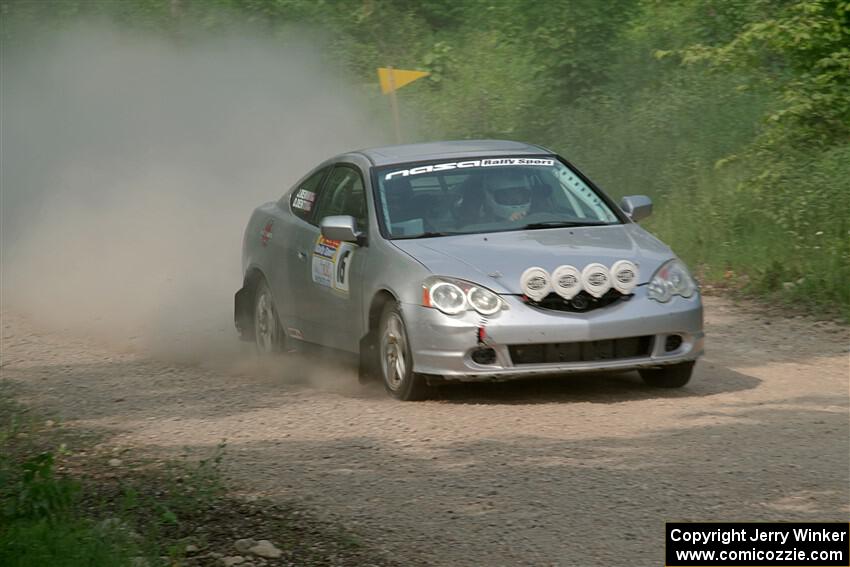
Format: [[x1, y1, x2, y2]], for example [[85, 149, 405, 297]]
[[352, 139, 552, 167]]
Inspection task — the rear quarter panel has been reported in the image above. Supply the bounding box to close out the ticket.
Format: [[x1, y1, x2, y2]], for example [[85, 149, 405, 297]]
[[241, 201, 278, 279]]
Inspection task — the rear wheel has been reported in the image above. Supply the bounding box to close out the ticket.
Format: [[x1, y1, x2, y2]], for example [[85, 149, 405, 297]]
[[639, 361, 694, 388], [379, 303, 431, 401], [253, 279, 283, 355]]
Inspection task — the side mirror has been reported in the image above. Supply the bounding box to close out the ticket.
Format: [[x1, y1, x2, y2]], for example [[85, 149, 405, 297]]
[[320, 215, 361, 243], [619, 195, 653, 222]]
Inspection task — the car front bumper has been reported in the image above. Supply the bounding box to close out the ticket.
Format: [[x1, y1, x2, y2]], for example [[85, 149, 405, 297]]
[[400, 287, 704, 381]]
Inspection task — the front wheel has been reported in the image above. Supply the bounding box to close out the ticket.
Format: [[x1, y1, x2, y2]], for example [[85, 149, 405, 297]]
[[379, 303, 432, 401], [253, 279, 283, 355], [639, 361, 694, 388]]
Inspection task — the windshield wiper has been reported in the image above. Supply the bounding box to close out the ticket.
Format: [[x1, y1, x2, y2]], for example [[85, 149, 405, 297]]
[[521, 220, 610, 230], [394, 231, 460, 240]]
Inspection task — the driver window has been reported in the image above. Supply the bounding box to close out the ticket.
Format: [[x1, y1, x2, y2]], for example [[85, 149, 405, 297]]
[[313, 165, 367, 231]]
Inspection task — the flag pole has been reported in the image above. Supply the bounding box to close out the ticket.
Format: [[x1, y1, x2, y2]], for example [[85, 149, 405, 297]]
[[387, 66, 402, 144]]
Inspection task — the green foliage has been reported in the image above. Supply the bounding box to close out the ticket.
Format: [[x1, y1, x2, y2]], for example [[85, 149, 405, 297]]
[[1, 0, 847, 315], [0, 450, 136, 567], [0, 390, 230, 567], [0, 518, 137, 567], [5, 453, 79, 521], [678, 0, 850, 149], [661, 0, 850, 316]]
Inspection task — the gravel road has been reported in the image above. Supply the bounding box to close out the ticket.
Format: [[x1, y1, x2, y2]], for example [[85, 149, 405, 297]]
[[2, 296, 848, 566]]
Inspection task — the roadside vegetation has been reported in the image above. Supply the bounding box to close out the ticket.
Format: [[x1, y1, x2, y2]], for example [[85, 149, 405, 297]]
[[0, 384, 394, 566], [2, 0, 847, 317]]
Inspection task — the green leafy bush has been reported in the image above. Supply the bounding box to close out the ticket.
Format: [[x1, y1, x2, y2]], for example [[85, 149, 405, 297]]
[[1, 0, 847, 316], [0, 451, 137, 567], [4, 453, 79, 521]]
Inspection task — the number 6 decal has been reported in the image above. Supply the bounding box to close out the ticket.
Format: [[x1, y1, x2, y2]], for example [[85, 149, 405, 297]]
[[334, 244, 354, 294]]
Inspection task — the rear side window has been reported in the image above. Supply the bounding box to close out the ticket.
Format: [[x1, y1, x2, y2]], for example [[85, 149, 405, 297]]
[[289, 167, 328, 222]]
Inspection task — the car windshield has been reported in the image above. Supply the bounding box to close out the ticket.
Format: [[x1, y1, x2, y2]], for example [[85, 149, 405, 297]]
[[374, 156, 620, 239]]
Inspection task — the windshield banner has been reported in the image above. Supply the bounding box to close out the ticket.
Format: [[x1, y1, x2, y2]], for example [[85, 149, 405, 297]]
[[384, 157, 554, 180]]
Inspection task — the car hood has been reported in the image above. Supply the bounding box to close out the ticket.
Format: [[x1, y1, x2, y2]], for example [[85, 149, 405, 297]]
[[391, 224, 674, 294]]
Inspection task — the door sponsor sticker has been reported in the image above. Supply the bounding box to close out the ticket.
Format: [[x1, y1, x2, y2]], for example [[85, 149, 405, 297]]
[[334, 243, 355, 293], [311, 236, 355, 295]]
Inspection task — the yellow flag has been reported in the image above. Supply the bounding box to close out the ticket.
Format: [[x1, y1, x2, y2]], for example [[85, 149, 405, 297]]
[[377, 67, 430, 94]]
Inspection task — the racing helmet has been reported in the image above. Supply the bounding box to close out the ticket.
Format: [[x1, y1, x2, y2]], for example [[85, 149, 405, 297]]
[[483, 170, 532, 220]]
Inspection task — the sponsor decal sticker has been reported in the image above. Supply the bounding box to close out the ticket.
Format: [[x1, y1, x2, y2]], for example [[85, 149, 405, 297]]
[[311, 236, 355, 295], [334, 243, 355, 293], [313, 236, 340, 259], [311, 236, 338, 288], [260, 219, 274, 247], [385, 157, 555, 180], [292, 188, 316, 211]]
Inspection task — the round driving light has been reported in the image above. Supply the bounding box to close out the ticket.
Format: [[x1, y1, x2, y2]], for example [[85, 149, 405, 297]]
[[551, 265, 582, 300], [467, 287, 501, 315], [610, 260, 639, 294], [520, 267, 551, 302], [430, 282, 466, 314], [581, 263, 612, 298]]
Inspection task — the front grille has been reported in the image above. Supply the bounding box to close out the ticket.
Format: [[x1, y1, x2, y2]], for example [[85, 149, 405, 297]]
[[526, 289, 630, 313], [509, 336, 653, 365]]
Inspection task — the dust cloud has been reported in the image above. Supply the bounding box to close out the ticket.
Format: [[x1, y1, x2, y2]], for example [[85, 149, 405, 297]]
[[1, 24, 386, 368]]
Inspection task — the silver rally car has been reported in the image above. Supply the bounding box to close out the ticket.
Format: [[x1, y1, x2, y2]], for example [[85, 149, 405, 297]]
[[235, 140, 704, 400]]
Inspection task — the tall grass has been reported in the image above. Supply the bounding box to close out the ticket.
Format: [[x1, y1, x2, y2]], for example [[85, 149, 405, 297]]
[[0, 388, 228, 567]]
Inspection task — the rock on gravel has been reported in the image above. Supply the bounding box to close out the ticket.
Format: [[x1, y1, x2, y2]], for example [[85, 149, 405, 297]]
[[248, 540, 282, 559], [234, 538, 256, 553]]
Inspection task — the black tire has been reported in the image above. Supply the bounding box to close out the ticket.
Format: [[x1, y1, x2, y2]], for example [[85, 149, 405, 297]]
[[378, 302, 432, 401], [253, 279, 284, 355], [639, 361, 694, 388]]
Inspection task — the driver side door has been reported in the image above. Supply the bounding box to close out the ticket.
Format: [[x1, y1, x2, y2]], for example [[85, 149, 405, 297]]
[[301, 164, 369, 352]]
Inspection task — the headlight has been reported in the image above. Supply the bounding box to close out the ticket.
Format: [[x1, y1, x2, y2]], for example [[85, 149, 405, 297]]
[[429, 281, 467, 314], [423, 277, 505, 315], [647, 259, 697, 302], [468, 286, 501, 315]]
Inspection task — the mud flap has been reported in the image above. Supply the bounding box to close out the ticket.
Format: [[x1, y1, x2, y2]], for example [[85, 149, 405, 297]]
[[234, 286, 253, 341], [358, 331, 379, 384]]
